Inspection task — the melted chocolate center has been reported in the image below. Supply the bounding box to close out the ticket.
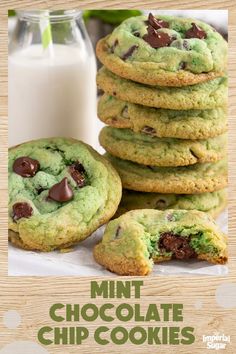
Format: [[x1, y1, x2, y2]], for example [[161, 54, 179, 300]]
[[159, 232, 196, 260]]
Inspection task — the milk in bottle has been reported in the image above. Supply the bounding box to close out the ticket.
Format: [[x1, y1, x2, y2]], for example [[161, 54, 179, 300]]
[[8, 11, 97, 147]]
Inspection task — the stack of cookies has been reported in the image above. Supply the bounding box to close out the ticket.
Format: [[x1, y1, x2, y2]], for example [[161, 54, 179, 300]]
[[96, 13, 228, 218]]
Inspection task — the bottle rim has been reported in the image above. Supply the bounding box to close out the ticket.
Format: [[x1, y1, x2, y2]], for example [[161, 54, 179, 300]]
[[16, 10, 82, 23]]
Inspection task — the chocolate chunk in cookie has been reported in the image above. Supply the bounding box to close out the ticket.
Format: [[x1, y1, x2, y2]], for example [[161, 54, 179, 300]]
[[179, 61, 187, 70], [48, 177, 73, 202], [36, 187, 46, 195], [148, 13, 169, 29], [110, 39, 119, 53], [115, 225, 122, 239], [133, 31, 140, 37], [69, 161, 86, 187], [159, 232, 196, 259], [121, 45, 138, 60], [143, 25, 173, 48], [185, 23, 207, 39], [141, 126, 156, 136], [13, 202, 33, 221], [13, 157, 40, 177]]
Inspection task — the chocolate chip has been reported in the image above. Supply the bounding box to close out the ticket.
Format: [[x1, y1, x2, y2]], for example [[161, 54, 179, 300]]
[[48, 177, 73, 202], [141, 126, 156, 136], [179, 61, 187, 70], [121, 105, 129, 119], [12, 202, 33, 221], [69, 161, 86, 188], [159, 232, 196, 260], [133, 31, 140, 37], [13, 157, 40, 177], [155, 199, 167, 209], [185, 23, 207, 39], [36, 187, 45, 195], [147, 13, 169, 29], [121, 45, 138, 60], [110, 39, 119, 53], [72, 161, 85, 174], [113, 91, 117, 96], [115, 226, 122, 239], [143, 25, 173, 49]]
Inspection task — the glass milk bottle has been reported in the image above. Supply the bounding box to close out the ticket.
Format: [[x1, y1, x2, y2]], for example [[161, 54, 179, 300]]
[[8, 10, 97, 147]]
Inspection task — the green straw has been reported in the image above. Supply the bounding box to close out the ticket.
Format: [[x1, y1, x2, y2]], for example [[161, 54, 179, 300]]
[[40, 11, 54, 55]]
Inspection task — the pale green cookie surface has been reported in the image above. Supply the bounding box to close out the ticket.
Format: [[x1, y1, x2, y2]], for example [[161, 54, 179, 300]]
[[100, 127, 227, 167], [94, 209, 228, 275], [116, 189, 227, 219], [9, 138, 122, 251], [98, 94, 228, 140], [96, 14, 227, 86], [106, 154, 228, 194], [97, 67, 228, 110]]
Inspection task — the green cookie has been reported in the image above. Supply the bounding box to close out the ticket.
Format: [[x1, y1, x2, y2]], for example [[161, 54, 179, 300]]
[[94, 209, 228, 275], [100, 126, 227, 166], [98, 94, 227, 140], [96, 14, 227, 86], [9, 138, 122, 251], [116, 189, 227, 219], [97, 67, 227, 110], [106, 154, 228, 194]]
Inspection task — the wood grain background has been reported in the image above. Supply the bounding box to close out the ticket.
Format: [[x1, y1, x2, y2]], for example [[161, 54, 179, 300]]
[[0, 1, 236, 353]]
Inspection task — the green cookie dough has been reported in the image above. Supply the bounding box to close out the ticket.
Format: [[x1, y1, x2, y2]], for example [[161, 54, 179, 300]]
[[100, 126, 227, 167], [116, 189, 227, 219], [98, 94, 228, 140], [97, 67, 227, 110], [96, 14, 227, 86], [106, 154, 228, 194], [94, 209, 228, 275], [8, 138, 122, 251]]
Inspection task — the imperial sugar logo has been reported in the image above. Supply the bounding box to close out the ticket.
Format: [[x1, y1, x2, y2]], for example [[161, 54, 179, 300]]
[[202, 333, 230, 350]]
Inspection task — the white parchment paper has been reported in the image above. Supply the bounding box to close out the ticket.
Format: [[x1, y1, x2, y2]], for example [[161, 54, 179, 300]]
[[8, 210, 228, 276]]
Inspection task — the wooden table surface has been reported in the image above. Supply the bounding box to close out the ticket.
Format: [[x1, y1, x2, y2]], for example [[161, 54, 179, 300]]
[[0, 1, 235, 353]]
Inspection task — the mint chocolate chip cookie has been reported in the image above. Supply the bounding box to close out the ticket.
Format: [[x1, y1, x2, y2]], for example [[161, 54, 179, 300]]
[[96, 14, 227, 87], [106, 154, 228, 194], [8, 138, 122, 251], [100, 127, 227, 167], [94, 209, 228, 275], [97, 67, 227, 110], [98, 94, 227, 140], [116, 189, 227, 219]]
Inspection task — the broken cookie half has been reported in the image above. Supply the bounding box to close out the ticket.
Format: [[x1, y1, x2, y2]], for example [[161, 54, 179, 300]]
[[93, 209, 228, 276]]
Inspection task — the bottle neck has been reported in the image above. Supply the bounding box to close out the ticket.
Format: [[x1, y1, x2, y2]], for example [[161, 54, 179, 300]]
[[16, 10, 82, 23]]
